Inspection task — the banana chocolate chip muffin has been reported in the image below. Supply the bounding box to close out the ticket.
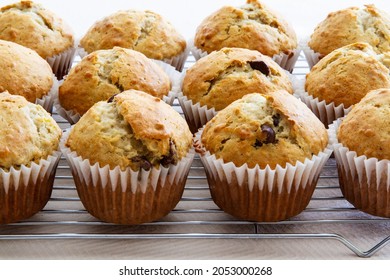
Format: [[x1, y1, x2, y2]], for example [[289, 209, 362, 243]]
[[196, 90, 331, 221], [63, 90, 194, 224], [305, 4, 390, 67], [193, 0, 298, 71], [0, 39, 56, 112], [58, 47, 172, 121], [79, 9, 187, 70], [180, 47, 293, 133], [0, 92, 62, 224], [0, 1, 75, 78], [302, 42, 390, 126], [332, 88, 390, 218]]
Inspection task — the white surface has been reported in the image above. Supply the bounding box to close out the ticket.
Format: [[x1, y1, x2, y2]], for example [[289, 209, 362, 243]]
[[1, 0, 389, 39]]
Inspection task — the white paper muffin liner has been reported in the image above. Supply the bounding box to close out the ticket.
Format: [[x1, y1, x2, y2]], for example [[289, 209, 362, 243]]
[[53, 60, 180, 125], [178, 71, 302, 134], [46, 46, 76, 80], [194, 128, 333, 222], [189, 38, 301, 73], [60, 128, 195, 225], [35, 74, 59, 114], [330, 119, 390, 218], [78, 45, 190, 72], [0, 151, 61, 224], [295, 80, 352, 128], [300, 37, 322, 69]]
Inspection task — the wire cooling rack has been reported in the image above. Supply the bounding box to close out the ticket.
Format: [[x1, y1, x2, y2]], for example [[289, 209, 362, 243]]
[[0, 54, 389, 258]]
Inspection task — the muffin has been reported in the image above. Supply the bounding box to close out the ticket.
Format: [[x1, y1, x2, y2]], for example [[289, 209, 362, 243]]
[[57, 47, 175, 123], [0, 39, 57, 112], [331, 88, 390, 218], [0, 1, 75, 78], [79, 9, 187, 71], [192, 0, 299, 71], [195, 90, 331, 221], [180, 47, 294, 133], [304, 4, 390, 68], [0, 92, 62, 224], [300, 42, 390, 127], [62, 89, 194, 225]]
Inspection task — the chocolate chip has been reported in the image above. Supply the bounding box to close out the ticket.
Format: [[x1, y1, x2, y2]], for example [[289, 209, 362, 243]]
[[131, 156, 152, 171], [107, 93, 119, 103], [253, 139, 263, 148], [261, 124, 276, 144], [248, 60, 270, 76], [160, 140, 177, 167], [272, 114, 280, 127]]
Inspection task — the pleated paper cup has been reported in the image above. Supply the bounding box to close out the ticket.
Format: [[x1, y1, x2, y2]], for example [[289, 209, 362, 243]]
[[61, 129, 195, 225], [194, 129, 333, 222], [296, 80, 352, 128], [178, 72, 302, 134], [189, 38, 301, 73], [53, 60, 179, 125], [300, 37, 323, 69], [35, 74, 59, 114], [0, 151, 61, 224], [330, 119, 390, 218], [46, 46, 76, 80], [78, 46, 189, 72]]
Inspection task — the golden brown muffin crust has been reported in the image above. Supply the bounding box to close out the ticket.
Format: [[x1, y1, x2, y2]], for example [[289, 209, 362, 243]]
[[80, 9, 186, 60], [182, 47, 293, 111], [337, 88, 390, 160], [305, 42, 390, 108], [66, 90, 192, 171], [0, 92, 62, 169], [194, 0, 297, 57], [59, 47, 171, 116], [0, 1, 74, 58], [308, 4, 390, 56], [201, 91, 328, 168], [0, 40, 53, 102]]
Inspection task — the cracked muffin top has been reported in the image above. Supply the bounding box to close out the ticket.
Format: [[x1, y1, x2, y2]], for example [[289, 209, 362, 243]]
[[66, 90, 192, 171], [0, 1, 74, 58], [182, 47, 293, 111], [58, 47, 171, 116], [337, 88, 390, 160], [0, 92, 61, 170], [305, 42, 390, 108], [79, 9, 186, 60], [0, 39, 53, 103], [200, 90, 328, 169], [308, 4, 390, 56], [193, 0, 297, 57]]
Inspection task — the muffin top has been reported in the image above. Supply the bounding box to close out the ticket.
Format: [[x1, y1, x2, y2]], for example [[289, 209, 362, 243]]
[[0, 1, 74, 58], [305, 42, 390, 108], [0, 39, 53, 102], [66, 90, 192, 171], [59, 47, 171, 116], [193, 0, 297, 57], [79, 9, 186, 60], [200, 90, 328, 169], [0, 92, 62, 169], [337, 88, 390, 160], [308, 4, 390, 56], [182, 47, 293, 111]]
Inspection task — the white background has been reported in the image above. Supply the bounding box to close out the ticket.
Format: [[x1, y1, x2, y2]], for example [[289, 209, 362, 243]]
[[1, 0, 389, 40]]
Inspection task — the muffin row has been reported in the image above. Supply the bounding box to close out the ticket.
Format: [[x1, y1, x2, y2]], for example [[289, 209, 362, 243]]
[[1, 84, 389, 225], [2, 1, 389, 78]]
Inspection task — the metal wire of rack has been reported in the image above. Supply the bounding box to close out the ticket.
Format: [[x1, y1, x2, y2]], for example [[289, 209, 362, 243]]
[[0, 54, 389, 258]]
